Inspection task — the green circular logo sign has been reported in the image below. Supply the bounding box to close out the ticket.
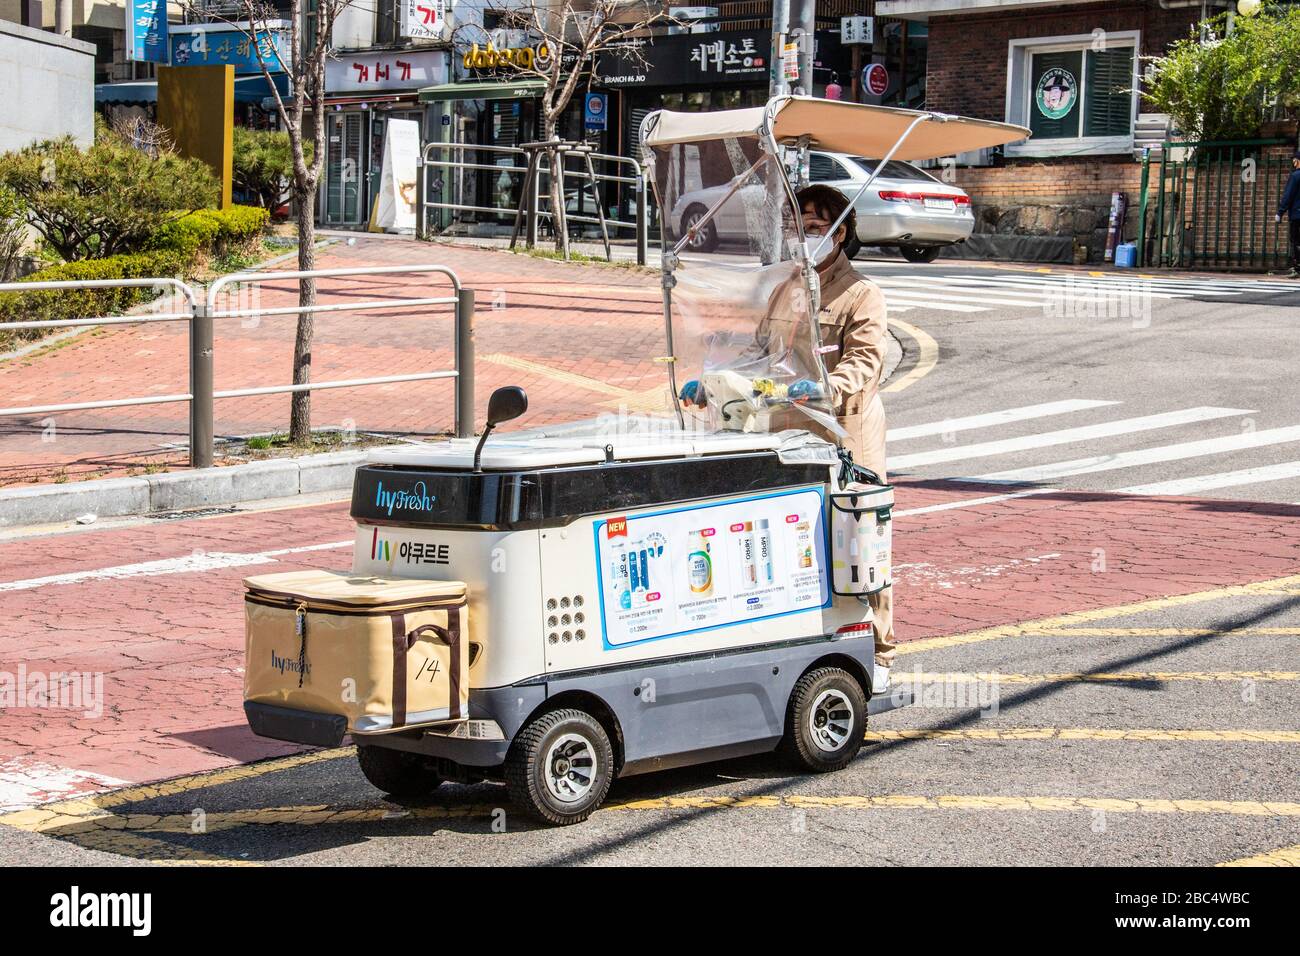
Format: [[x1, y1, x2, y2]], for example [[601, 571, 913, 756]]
[[1035, 68, 1078, 120]]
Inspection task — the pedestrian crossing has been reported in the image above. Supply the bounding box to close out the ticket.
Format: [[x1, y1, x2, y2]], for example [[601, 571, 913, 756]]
[[886, 398, 1300, 506], [861, 268, 1299, 315]]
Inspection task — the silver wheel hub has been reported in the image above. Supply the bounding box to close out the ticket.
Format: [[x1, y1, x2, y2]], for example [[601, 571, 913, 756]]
[[808, 688, 855, 753], [543, 733, 598, 804]]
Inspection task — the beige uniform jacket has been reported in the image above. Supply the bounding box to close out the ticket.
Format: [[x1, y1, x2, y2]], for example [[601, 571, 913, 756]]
[[756, 252, 889, 478]]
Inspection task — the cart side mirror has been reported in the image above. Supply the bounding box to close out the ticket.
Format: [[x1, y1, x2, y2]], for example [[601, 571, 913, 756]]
[[473, 386, 528, 473], [486, 385, 528, 427]]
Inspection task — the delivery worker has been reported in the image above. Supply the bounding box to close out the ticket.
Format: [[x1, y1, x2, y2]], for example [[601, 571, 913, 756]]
[[1276, 148, 1300, 278], [678, 184, 896, 687]]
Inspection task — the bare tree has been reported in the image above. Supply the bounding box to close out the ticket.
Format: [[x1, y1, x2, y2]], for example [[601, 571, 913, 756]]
[[462, 1, 669, 252], [180, 0, 359, 443]]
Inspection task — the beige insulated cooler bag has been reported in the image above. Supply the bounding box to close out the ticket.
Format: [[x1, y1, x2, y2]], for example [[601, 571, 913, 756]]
[[244, 570, 468, 737]]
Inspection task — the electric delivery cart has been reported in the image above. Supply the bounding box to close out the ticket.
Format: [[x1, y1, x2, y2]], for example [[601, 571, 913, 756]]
[[242, 97, 1029, 825]]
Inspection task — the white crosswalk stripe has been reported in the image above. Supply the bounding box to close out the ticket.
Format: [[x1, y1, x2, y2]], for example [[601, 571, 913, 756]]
[[890, 407, 1252, 470], [862, 267, 1298, 314], [886, 398, 1300, 507]]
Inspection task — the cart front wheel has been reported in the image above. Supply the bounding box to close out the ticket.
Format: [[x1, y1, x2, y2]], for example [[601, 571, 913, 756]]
[[505, 708, 614, 826], [356, 743, 445, 797], [781, 667, 867, 772]]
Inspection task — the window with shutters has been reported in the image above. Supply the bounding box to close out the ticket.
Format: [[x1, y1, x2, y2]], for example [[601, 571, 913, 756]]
[[1004, 32, 1139, 157]]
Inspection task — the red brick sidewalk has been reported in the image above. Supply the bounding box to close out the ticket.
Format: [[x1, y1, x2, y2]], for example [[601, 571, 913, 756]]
[[0, 240, 669, 487]]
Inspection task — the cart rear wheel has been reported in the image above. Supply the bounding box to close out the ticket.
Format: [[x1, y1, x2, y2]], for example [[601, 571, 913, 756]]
[[356, 744, 444, 797], [781, 667, 866, 772], [505, 708, 614, 826], [899, 244, 941, 263]]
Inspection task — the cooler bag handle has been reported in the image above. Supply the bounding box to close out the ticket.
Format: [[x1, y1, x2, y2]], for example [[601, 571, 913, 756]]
[[389, 606, 464, 729]]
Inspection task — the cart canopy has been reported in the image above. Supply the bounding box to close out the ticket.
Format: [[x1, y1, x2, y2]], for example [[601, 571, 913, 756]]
[[642, 96, 1030, 163]]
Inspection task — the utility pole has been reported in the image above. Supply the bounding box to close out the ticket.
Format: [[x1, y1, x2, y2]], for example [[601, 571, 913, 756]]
[[769, 0, 790, 97], [792, 0, 815, 97]]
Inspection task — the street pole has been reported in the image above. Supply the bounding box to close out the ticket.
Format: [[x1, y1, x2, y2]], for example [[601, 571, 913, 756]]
[[792, 0, 815, 97], [769, 0, 790, 97]]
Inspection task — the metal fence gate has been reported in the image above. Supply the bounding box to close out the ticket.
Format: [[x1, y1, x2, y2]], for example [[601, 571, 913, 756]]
[[1138, 138, 1295, 271]]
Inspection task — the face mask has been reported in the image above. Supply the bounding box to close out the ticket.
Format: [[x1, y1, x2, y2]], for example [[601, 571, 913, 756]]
[[806, 232, 837, 266]]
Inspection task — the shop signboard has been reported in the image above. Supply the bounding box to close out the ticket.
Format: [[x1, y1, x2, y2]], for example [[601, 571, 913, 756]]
[[127, 0, 168, 64], [863, 62, 889, 96], [584, 92, 608, 132], [326, 49, 447, 94], [596, 29, 768, 87], [170, 23, 292, 75], [401, 0, 452, 42]]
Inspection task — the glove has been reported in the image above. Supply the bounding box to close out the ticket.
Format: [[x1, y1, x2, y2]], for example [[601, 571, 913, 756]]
[[678, 379, 707, 408], [787, 379, 824, 403]]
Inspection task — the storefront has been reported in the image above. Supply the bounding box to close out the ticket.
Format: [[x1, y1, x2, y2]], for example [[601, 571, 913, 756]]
[[318, 47, 448, 227]]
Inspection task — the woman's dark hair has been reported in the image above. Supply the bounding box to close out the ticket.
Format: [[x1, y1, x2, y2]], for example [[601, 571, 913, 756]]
[[796, 184, 856, 249]]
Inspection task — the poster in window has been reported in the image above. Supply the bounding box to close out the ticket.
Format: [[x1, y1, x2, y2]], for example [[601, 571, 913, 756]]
[[401, 0, 452, 41], [1035, 67, 1078, 121]]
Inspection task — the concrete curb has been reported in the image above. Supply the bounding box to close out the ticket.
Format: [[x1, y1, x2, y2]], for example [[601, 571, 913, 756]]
[[0, 450, 368, 529]]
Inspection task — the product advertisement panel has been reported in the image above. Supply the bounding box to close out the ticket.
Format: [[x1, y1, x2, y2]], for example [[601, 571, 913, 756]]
[[594, 489, 829, 648]]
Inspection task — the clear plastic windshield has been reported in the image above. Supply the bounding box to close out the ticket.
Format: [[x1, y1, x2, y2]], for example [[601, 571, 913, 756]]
[[647, 132, 842, 439]]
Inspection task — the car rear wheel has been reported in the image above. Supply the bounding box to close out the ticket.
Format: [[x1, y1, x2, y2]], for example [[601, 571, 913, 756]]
[[780, 666, 867, 772], [681, 204, 719, 253], [842, 235, 863, 260], [899, 244, 941, 263]]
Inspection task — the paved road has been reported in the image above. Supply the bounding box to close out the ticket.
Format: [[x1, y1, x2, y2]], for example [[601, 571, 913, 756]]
[[1, 254, 1298, 865]]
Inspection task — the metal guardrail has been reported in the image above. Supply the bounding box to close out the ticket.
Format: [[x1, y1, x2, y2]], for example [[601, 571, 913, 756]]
[[0, 265, 475, 469], [416, 141, 652, 265]]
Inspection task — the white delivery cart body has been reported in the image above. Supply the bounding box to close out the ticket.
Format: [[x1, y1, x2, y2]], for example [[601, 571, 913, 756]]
[[243, 96, 1025, 824]]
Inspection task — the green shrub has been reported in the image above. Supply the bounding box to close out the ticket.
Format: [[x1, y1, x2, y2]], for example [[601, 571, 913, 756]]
[[0, 249, 188, 352], [149, 205, 270, 261], [0, 184, 26, 282], [0, 126, 219, 262], [233, 127, 309, 214]]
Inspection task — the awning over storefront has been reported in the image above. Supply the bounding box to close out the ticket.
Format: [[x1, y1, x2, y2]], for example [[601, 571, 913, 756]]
[[94, 73, 291, 106], [418, 79, 546, 103]]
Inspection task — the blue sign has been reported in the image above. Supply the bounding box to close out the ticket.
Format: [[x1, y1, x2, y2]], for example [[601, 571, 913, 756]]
[[127, 0, 168, 64], [584, 92, 608, 132], [169, 26, 291, 75]]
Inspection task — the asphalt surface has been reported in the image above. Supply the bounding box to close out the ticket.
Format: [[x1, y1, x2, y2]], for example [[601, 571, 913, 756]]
[[2, 258, 1298, 867]]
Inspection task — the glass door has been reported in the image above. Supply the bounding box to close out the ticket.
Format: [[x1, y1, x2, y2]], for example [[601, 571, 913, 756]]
[[325, 111, 367, 225]]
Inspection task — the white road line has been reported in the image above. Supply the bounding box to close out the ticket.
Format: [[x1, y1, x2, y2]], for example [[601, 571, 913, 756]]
[[896, 489, 1053, 517], [944, 273, 1284, 293], [972, 424, 1300, 483], [887, 400, 1120, 442], [878, 295, 988, 313], [878, 287, 1072, 309], [891, 407, 1254, 471], [1118, 461, 1300, 496], [0, 540, 352, 592], [926, 276, 1197, 300]]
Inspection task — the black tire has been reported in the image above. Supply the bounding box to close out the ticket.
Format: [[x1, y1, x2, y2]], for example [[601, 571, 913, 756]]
[[505, 708, 614, 826], [356, 744, 444, 798], [780, 667, 867, 772], [680, 204, 719, 253], [899, 244, 941, 263], [842, 234, 863, 260]]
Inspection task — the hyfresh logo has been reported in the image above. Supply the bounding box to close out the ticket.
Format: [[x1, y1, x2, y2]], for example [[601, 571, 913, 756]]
[[374, 480, 437, 517], [50, 886, 151, 936], [271, 650, 308, 677]]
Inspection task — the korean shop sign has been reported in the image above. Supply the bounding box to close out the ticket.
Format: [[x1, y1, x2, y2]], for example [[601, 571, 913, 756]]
[[127, 0, 168, 64], [597, 30, 768, 87], [402, 0, 452, 42], [1035, 67, 1078, 120], [325, 49, 447, 93], [170, 23, 292, 75]]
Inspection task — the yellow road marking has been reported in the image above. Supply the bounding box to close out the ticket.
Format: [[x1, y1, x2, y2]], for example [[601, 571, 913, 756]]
[[864, 728, 1300, 743], [896, 573, 1300, 657], [1218, 843, 1300, 867], [895, 671, 1300, 684], [16, 794, 1300, 841], [1016, 627, 1300, 637], [882, 318, 938, 394], [0, 747, 353, 833], [65, 830, 258, 866]]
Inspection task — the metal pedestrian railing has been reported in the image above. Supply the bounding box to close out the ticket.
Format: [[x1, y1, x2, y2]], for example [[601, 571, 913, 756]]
[[0, 264, 475, 469], [1137, 138, 1294, 271], [416, 141, 652, 265]]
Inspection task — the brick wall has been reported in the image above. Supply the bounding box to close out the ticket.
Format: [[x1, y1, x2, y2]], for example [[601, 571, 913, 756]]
[[926, 1, 1199, 122]]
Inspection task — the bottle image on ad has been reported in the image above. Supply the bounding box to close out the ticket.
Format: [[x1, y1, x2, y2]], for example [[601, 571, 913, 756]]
[[639, 548, 650, 592], [737, 521, 758, 590], [756, 518, 775, 585], [795, 518, 814, 569], [687, 530, 713, 595]]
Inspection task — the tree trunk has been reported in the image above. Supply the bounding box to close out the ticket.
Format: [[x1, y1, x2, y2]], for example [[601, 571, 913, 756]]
[[289, 182, 316, 444], [543, 116, 568, 257]]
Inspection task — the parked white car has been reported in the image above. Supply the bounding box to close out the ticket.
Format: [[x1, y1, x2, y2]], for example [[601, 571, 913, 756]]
[[670, 149, 975, 262]]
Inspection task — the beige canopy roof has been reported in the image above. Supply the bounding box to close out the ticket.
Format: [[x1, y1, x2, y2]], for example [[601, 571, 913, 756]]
[[642, 96, 1030, 161]]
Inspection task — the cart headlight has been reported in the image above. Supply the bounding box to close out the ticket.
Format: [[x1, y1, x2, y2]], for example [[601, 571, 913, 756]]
[[426, 720, 505, 741]]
